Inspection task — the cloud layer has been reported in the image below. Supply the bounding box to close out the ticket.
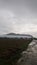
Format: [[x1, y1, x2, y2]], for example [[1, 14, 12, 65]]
[[0, 0, 37, 37]]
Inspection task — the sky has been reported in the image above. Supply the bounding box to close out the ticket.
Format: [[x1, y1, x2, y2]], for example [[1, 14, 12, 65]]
[[0, 0, 37, 37]]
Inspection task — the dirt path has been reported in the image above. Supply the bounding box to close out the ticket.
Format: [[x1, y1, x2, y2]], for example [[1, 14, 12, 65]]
[[17, 40, 37, 65]]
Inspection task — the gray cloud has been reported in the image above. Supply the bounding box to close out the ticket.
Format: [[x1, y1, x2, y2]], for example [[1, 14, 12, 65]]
[[0, 0, 37, 37], [0, 0, 37, 19]]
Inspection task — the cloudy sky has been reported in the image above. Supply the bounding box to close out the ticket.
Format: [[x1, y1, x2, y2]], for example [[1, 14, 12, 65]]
[[0, 0, 37, 37]]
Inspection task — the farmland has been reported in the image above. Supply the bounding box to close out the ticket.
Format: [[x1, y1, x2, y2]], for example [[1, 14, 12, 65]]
[[0, 38, 33, 65]]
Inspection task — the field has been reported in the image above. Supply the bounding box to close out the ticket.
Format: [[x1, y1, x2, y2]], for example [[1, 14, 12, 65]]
[[0, 38, 33, 65]]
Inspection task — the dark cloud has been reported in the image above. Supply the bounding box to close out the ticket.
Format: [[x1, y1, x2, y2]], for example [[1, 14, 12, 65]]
[[0, 0, 37, 18]]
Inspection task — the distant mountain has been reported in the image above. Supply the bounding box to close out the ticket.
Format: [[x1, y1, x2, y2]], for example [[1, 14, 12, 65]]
[[0, 33, 33, 39], [7, 33, 16, 35], [7, 33, 32, 36]]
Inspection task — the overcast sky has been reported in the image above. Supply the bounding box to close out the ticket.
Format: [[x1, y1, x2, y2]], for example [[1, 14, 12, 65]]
[[0, 0, 37, 37]]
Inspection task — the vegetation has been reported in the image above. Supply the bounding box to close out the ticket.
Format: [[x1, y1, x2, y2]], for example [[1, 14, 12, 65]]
[[0, 38, 33, 65]]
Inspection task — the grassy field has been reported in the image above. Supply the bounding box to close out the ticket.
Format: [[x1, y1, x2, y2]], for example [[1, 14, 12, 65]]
[[0, 38, 33, 65]]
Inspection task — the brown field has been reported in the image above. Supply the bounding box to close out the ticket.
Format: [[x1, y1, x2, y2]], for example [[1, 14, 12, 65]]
[[0, 38, 33, 65]]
